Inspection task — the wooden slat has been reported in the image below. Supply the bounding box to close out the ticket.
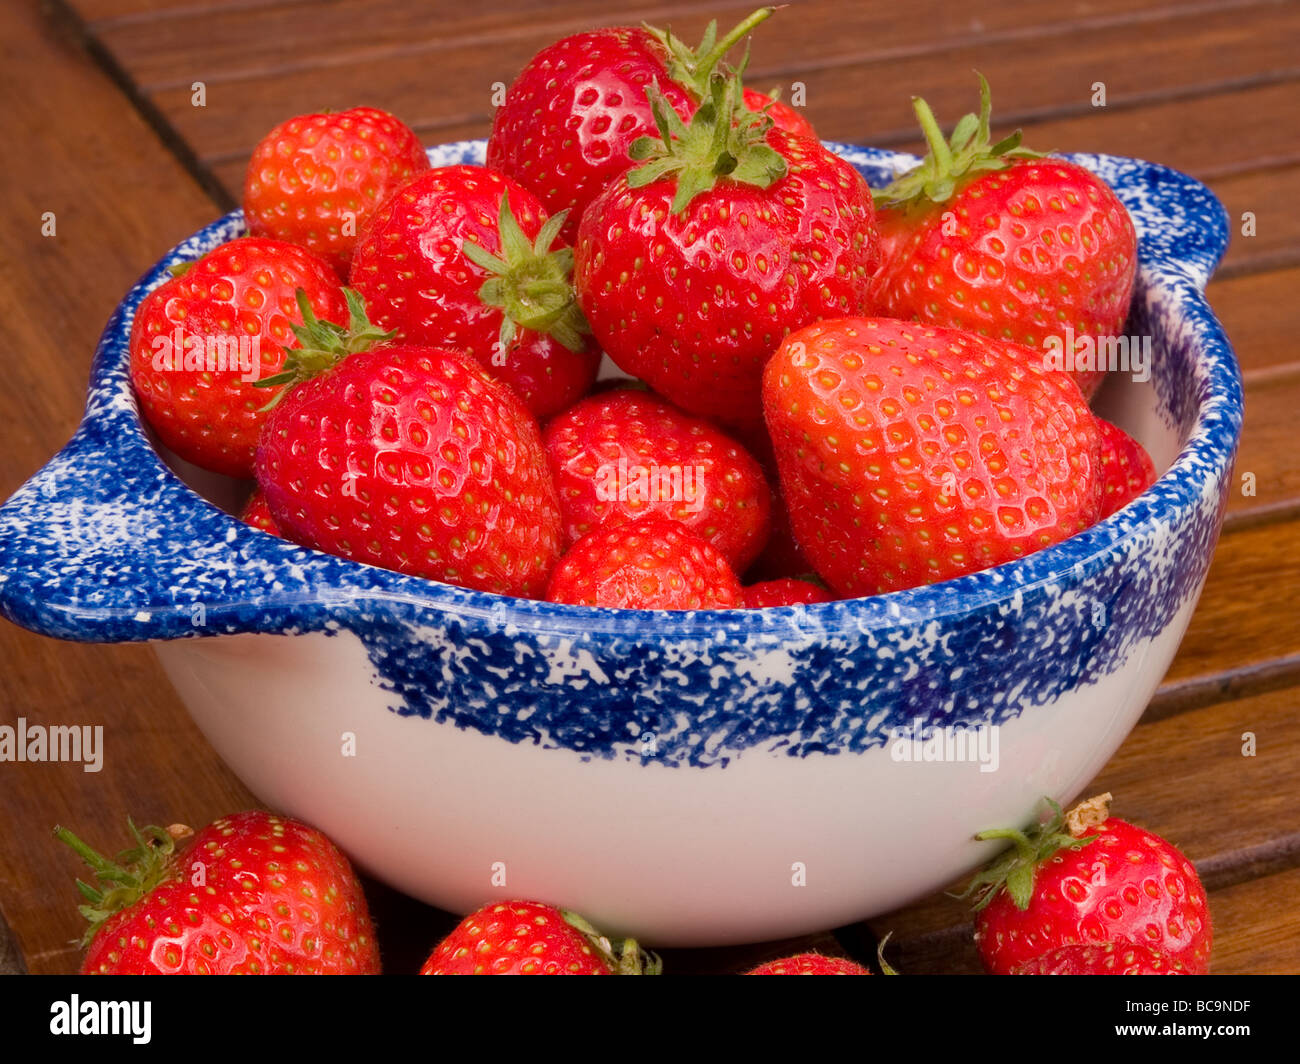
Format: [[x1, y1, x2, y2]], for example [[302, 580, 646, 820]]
[[1161, 518, 1300, 688], [200, 65, 1300, 228], [127, 3, 1296, 170], [856, 684, 1300, 974], [1210, 166, 1300, 278], [1203, 868, 1300, 974], [1207, 268, 1300, 373], [1223, 366, 1300, 527]]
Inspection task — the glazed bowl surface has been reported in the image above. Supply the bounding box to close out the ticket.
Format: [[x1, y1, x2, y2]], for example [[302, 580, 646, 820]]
[[0, 141, 1242, 945]]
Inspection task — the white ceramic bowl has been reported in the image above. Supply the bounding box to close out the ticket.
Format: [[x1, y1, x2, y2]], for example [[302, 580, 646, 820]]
[[0, 142, 1242, 945]]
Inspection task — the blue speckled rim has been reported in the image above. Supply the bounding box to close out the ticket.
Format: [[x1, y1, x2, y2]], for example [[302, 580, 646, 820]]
[[0, 142, 1243, 645]]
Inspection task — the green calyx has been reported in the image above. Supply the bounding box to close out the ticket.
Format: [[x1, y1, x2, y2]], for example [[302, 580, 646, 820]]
[[55, 819, 192, 947], [461, 198, 591, 356], [251, 288, 394, 409], [955, 797, 1099, 913], [628, 70, 787, 215], [560, 909, 663, 975], [873, 72, 1046, 210], [646, 7, 777, 102]]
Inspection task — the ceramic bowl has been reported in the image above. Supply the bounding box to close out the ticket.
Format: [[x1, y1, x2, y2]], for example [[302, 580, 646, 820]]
[[0, 141, 1242, 946]]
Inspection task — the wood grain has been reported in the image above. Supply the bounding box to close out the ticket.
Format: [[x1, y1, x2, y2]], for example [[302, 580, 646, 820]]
[[859, 684, 1300, 974], [5, 0, 1298, 978]]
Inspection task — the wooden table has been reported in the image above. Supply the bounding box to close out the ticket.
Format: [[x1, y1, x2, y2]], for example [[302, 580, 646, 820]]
[[1, 0, 1296, 975]]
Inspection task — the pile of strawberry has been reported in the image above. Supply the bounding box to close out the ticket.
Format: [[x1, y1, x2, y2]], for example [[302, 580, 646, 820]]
[[60, 793, 1209, 975], [129, 7, 1154, 611]]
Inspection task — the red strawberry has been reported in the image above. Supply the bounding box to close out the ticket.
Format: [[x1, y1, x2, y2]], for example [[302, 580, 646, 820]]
[[575, 76, 879, 427], [240, 488, 282, 537], [1013, 941, 1189, 975], [243, 106, 429, 274], [762, 317, 1102, 597], [742, 578, 833, 608], [967, 794, 1212, 976], [743, 88, 817, 139], [420, 900, 655, 975], [1096, 417, 1157, 518], [746, 953, 870, 975], [58, 812, 380, 975], [129, 237, 347, 478], [254, 294, 562, 597], [487, 9, 777, 242], [349, 165, 598, 419], [546, 517, 742, 610], [542, 387, 772, 571], [868, 75, 1137, 397]]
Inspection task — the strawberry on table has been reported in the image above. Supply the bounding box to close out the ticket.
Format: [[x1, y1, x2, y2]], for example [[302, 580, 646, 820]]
[[421, 900, 656, 975], [762, 317, 1102, 598], [243, 106, 429, 275], [868, 75, 1137, 397], [58, 811, 380, 975], [746, 953, 870, 974], [487, 8, 779, 242], [1095, 416, 1157, 518], [349, 165, 599, 419], [575, 75, 880, 427], [542, 387, 773, 571], [254, 292, 562, 597], [742, 578, 833, 609], [966, 794, 1212, 975], [129, 237, 348, 478], [546, 517, 742, 610], [1013, 941, 1189, 975]]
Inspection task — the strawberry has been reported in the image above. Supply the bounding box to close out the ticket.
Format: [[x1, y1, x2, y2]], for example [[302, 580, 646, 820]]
[[542, 387, 772, 571], [868, 75, 1137, 397], [58, 812, 380, 975], [1013, 941, 1189, 975], [746, 953, 870, 975], [1096, 417, 1157, 518], [966, 794, 1212, 976], [546, 516, 742, 609], [743, 88, 817, 139], [763, 317, 1102, 597], [742, 578, 833, 608], [129, 237, 348, 478], [348, 165, 599, 419], [243, 106, 429, 274], [254, 293, 562, 597], [487, 9, 778, 242], [240, 488, 282, 537], [420, 900, 656, 975], [575, 76, 879, 427]]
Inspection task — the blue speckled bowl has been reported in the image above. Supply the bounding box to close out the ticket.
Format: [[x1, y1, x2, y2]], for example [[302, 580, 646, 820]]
[[0, 142, 1241, 945]]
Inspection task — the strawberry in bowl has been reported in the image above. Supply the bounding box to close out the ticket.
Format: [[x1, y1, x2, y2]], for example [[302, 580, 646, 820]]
[[0, 108, 1241, 949]]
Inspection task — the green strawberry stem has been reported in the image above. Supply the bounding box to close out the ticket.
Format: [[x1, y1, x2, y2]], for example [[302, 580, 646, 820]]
[[648, 7, 778, 102], [55, 820, 190, 947], [560, 909, 663, 975], [876, 931, 899, 975], [628, 71, 787, 214], [955, 797, 1099, 913], [251, 288, 395, 409], [461, 198, 591, 355], [873, 72, 1046, 209]]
